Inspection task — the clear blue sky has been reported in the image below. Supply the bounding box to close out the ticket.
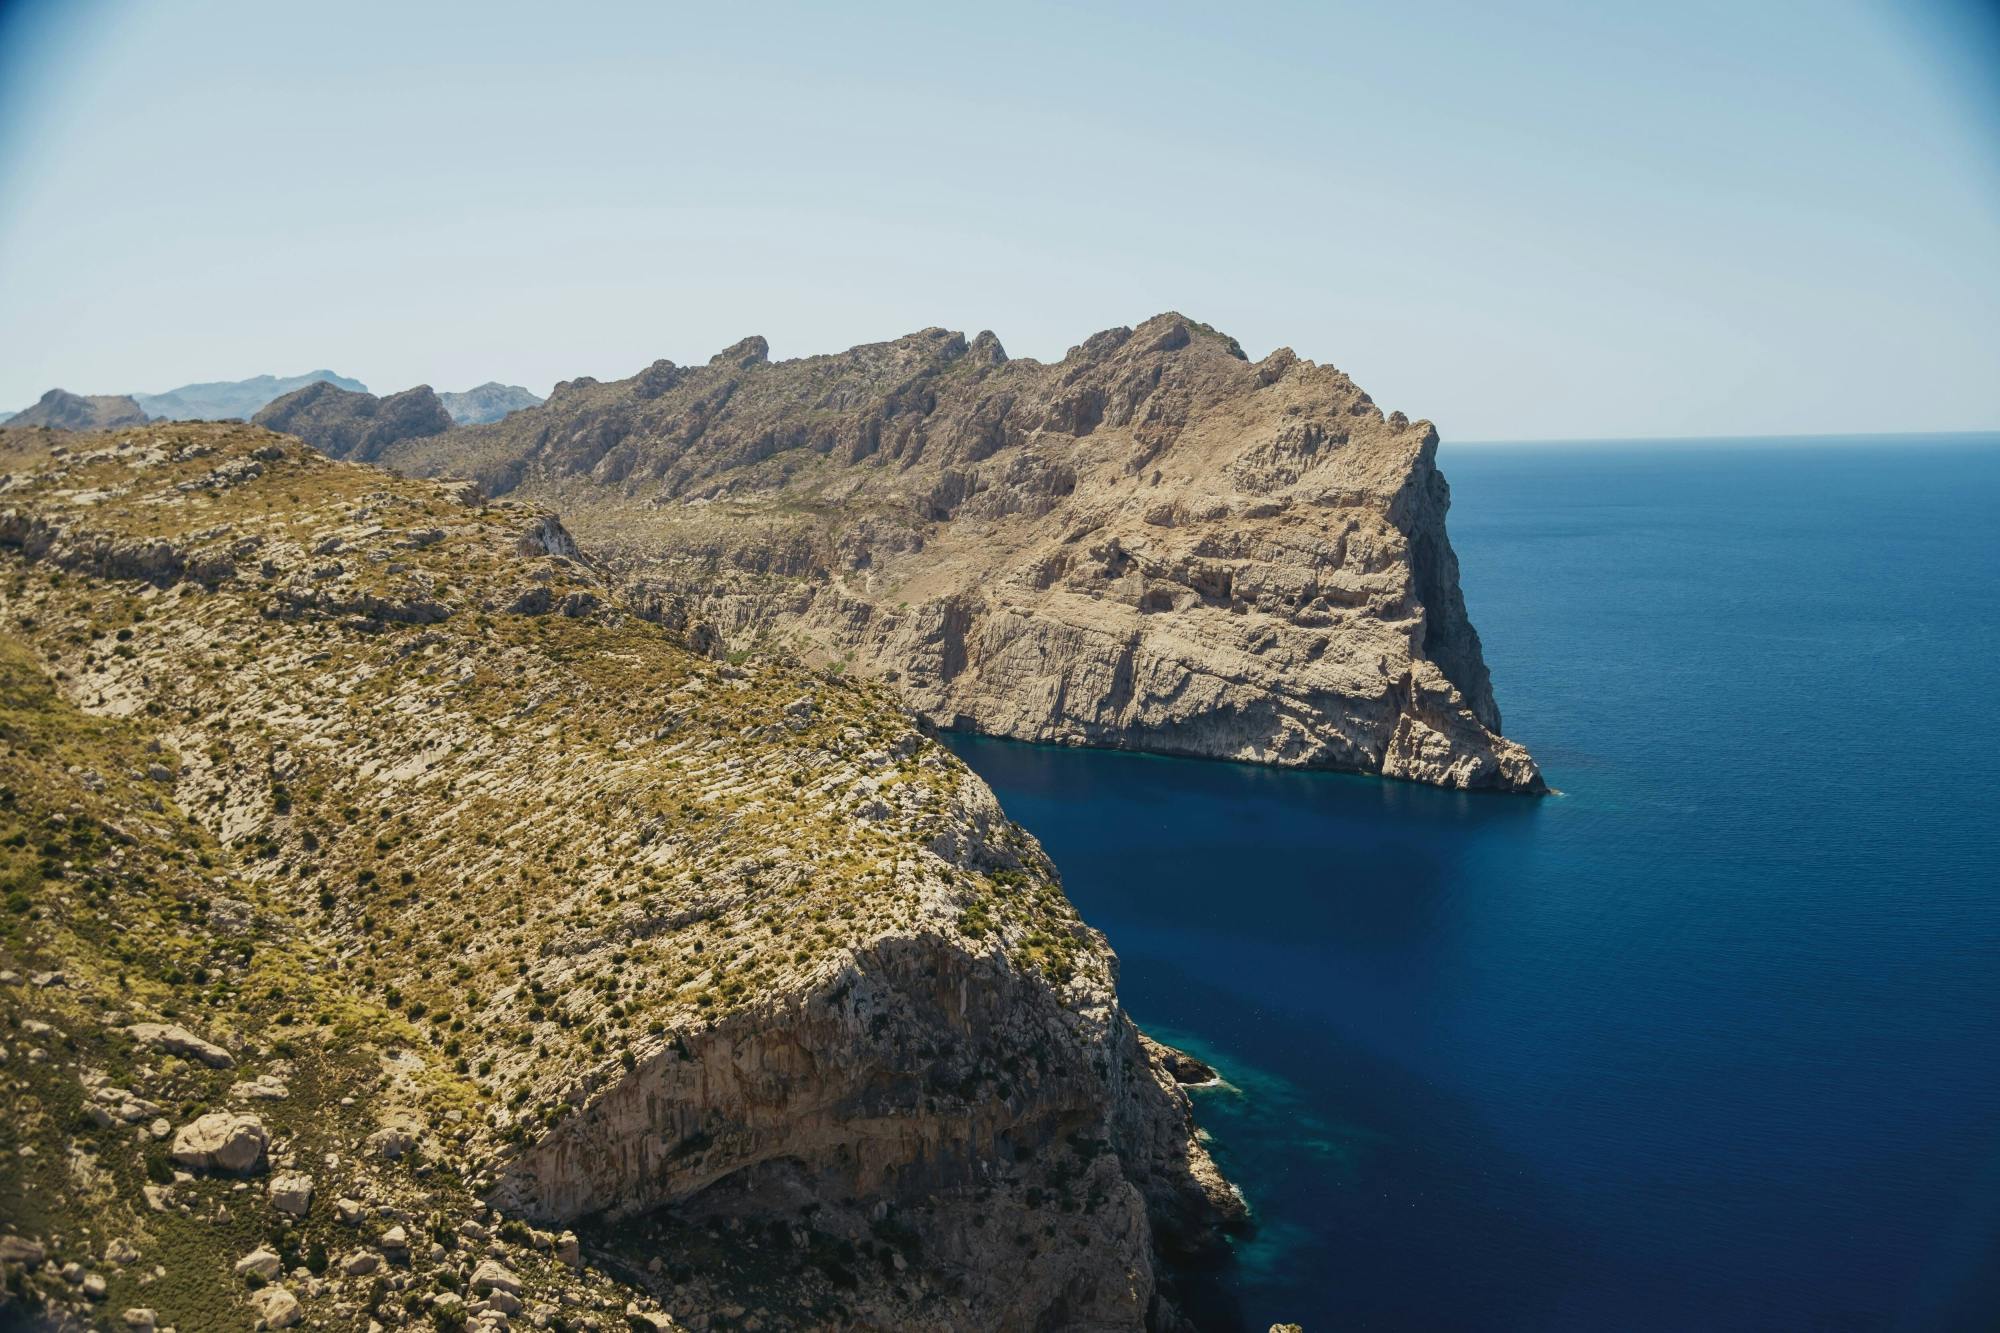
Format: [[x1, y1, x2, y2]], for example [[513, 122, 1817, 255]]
[[1, 0, 1995, 440]]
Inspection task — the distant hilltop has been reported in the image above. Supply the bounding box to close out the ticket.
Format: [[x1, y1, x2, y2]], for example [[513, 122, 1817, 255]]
[[3, 388, 147, 431], [439, 381, 544, 425]]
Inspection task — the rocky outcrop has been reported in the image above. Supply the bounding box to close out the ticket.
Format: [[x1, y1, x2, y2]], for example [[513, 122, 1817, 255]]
[[4, 389, 147, 431], [251, 380, 454, 462], [379, 314, 1543, 790], [439, 381, 543, 425]]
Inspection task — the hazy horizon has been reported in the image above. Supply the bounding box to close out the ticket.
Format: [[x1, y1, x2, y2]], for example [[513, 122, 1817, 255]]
[[2, 0, 1996, 440]]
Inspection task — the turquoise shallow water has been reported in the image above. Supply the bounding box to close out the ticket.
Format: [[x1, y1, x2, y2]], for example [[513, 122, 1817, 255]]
[[945, 435, 2000, 1332]]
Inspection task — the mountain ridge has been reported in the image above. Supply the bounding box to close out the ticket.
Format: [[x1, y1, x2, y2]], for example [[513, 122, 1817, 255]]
[[134, 371, 368, 421]]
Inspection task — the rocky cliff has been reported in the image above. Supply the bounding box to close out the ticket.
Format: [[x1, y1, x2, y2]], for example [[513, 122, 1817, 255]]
[[5, 388, 149, 431], [251, 381, 455, 463], [372, 314, 1542, 792], [0, 422, 1240, 1331], [440, 382, 545, 426]]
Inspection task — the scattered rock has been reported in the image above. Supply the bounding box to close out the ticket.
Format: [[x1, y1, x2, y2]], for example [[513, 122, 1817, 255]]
[[230, 1074, 290, 1101]]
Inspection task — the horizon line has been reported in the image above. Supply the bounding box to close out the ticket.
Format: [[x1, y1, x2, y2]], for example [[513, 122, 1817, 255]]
[[1448, 428, 2000, 448]]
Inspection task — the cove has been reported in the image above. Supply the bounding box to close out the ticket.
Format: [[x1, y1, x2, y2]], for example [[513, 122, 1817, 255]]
[[945, 435, 2000, 1331]]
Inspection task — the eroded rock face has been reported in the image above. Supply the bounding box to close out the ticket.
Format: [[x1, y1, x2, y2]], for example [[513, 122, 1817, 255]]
[[378, 314, 1543, 790]]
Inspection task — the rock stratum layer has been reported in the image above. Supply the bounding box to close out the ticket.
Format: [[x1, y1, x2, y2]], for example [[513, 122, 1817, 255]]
[[362, 314, 1541, 791], [0, 422, 1239, 1331]]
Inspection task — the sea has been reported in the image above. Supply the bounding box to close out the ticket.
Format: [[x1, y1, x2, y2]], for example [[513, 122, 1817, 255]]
[[944, 434, 2000, 1332]]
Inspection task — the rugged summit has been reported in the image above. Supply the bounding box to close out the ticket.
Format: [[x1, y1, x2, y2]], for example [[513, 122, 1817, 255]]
[[440, 382, 545, 426], [374, 314, 1542, 791], [0, 422, 1240, 1330], [251, 380, 455, 463], [4, 388, 148, 431], [134, 370, 367, 421]]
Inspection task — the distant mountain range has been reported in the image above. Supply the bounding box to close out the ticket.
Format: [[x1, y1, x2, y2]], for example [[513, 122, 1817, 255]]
[[7, 371, 543, 429], [439, 381, 543, 425], [133, 370, 368, 421]]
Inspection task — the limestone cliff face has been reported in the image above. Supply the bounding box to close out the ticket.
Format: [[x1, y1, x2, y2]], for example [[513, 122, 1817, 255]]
[[0, 422, 1239, 1330], [374, 314, 1543, 791]]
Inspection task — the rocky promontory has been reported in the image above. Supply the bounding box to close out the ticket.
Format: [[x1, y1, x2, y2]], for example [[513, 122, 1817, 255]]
[[371, 314, 1542, 791]]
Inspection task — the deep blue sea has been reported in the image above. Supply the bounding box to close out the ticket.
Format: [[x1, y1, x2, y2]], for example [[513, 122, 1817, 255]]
[[945, 435, 2000, 1332]]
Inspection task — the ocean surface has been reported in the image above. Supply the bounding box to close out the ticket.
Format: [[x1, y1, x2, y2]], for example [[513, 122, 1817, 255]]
[[944, 435, 2000, 1332]]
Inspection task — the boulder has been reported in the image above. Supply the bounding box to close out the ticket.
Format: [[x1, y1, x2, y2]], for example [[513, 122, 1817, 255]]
[[267, 1173, 313, 1217], [169, 1111, 268, 1174], [340, 1249, 379, 1276], [128, 1022, 235, 1068], [363, 1126, 414, 1160], [234, 1247, 283, 1281], [469, 1258, 521, 1296], [0, 1235, 45, 1268], [250, 1285, 302, 1328]]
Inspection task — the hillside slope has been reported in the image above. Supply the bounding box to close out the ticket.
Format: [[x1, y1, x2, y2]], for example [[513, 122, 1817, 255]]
[[0, 422, 1239, 1331], [376, 314, 1542, 791]]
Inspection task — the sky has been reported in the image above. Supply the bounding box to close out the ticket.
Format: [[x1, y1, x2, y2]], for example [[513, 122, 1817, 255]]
[[0, 0, 1995, 441]]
